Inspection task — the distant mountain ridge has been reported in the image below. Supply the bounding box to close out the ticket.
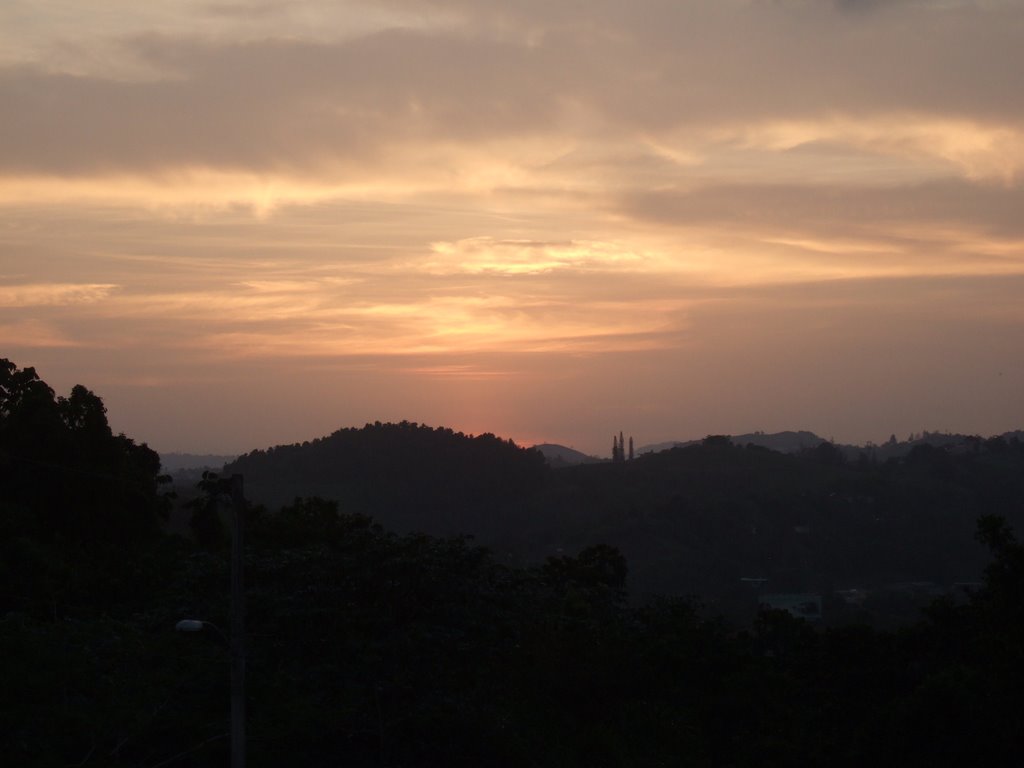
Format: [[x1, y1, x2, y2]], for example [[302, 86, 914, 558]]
[[165, 430, 1024, 472], [639, 430, 827, 456], [214, 421, 1024, 619], [532, 443, 602, 467], [159, 452, 237, 473], [864, 429, 1024, 461], [639, 429, 1024, 460]]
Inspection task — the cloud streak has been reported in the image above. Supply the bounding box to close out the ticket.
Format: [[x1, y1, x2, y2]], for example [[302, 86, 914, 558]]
[[0, 283, 119, 307]]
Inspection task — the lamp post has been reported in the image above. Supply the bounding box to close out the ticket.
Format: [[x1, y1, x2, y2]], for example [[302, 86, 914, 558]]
[[175, 619, 226, 639], [228, 474, 245, 768], [176, 473, 246, 768]]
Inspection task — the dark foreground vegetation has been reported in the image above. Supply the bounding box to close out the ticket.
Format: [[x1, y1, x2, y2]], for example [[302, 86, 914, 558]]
[[3, 359, 1024, 766]]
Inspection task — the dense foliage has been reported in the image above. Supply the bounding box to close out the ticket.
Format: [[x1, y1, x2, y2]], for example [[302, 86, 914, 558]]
[[0, 359, 171, 616], [4, 360, 1024, 765]]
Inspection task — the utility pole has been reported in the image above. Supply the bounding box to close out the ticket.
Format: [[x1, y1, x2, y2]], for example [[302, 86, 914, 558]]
[[227, 474, 246, 768], [174, 472, 247, 768]]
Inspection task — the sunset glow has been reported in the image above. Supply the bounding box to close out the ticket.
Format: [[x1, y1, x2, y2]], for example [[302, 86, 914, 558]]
[[2, 0, 1023, 455]]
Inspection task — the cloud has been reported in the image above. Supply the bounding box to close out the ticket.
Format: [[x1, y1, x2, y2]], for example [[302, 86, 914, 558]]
[[620, 178, 1024, 253], [0, 29, 565, 177], [604, 175, 1024, 286], [0, 319, 81, 347], [0, 283, 119, 307], [714, 117, 1024, 182], [0, 0, 420, 75], [1, 0, 1023, 188], [394, 362, 521, 379], [424, 237, 645, 275], [118, 280, 693, 359]]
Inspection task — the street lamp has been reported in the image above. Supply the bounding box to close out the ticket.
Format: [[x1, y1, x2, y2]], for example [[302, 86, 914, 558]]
[[175, 619, 228, 642], [177, 473, 246, 768]]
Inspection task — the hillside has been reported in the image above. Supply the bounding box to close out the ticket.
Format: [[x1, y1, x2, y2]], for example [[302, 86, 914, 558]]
[[538, 437, 1024, 621], [226, 421, 548, 536], [223, 424, 1024, 623]]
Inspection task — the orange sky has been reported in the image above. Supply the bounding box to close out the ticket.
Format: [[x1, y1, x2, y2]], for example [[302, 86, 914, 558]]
[[2, 0, 1023, 456]]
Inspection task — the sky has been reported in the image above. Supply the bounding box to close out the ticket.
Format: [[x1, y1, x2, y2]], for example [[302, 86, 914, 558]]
[[2, 0, 1023, 457]]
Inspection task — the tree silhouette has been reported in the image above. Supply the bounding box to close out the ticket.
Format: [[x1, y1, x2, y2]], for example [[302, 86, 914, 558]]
[[0, 358, 167, 550]]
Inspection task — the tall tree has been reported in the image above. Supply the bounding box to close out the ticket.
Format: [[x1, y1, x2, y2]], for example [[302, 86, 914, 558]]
[[0, 358, 167, 548]]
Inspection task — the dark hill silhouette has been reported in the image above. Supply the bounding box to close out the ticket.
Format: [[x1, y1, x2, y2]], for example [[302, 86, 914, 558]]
[[226, 421, 548, 536]]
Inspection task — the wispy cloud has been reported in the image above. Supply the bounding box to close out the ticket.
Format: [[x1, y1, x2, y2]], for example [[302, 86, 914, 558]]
[[0, 319, 81, 347], [0, 283, 119, 307], [713, 117, 1024, 183], [424, 237, 645, 275]]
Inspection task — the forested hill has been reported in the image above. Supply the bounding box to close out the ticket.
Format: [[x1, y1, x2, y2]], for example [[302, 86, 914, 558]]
[[227, 427, 1024, 622], [226, 421, 548, 535], [542, 437, 1024, 616]]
